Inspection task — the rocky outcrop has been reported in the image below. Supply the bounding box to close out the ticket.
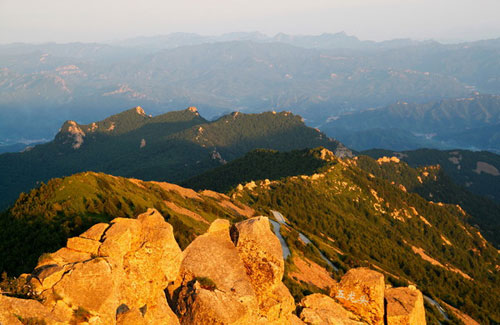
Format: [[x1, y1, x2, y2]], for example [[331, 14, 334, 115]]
[[330, 267, 385, 325], [1, 209, 427, 325], [385, 287, 426, 325], [168, 217, 297, 324], [299, 293, 364, 325], [168, 219, 258, 324], [6, 208, 182, 324], [0, 294, 64, 325], [233, 217, 286, 311]]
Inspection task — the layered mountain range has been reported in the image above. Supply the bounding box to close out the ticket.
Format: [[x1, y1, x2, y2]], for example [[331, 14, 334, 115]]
[[322, 94, 500, 152], [2, 33, 500, 147], [0, 106, 350, 209]]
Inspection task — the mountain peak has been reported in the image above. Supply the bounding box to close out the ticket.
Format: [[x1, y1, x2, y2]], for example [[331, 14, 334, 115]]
[[135, 106, 146, 116], [186, 106, 199, 115]]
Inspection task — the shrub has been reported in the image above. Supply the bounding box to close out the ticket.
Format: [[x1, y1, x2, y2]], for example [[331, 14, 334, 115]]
[[195, 276, 217, 291]]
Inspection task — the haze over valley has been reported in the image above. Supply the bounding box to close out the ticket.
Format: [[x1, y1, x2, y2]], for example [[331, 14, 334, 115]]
[[1, 32, 500, 154]]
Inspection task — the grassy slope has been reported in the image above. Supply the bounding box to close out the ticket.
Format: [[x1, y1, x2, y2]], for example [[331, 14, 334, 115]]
[[181, 147, 331, 192], [0, 172, 253, 275]]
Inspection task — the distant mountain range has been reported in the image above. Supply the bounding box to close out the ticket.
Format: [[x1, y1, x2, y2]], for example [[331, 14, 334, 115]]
[[322, 94, 500, 152], [0, 106, 350, 210], [112, 31, 433, 51], [2, 33, 500, 146]]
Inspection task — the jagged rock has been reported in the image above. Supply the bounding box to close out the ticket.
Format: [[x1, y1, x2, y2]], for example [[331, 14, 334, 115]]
[[257, 282, 296, 323], [385, 287, 426, 325], [330, 267, 385, 325], [299, 293, 364, 325], [170, 218, 258, 324], [33, 264, 69, 291], [233, 217, 285, 313], [0, 294, 65, 324], [98, 217, 141, 264], [10, 208, 182, 324], [6, 208, 414, 325], [80, 222, 109, 240], [53, 257, 116, 320], [67, 236, 101, 255], [287, 314, 306, 325], [50, 247, 92, 265]]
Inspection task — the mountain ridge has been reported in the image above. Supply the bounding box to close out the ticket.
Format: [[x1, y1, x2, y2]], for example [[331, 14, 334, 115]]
[[0, 106, 350, 210], [321, 94, 500, 152]]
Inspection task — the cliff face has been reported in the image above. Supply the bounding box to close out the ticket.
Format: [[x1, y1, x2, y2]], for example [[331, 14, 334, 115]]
[[0, 209, 425, 325]]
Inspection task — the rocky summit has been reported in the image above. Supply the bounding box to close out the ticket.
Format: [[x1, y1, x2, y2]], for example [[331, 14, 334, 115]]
[[0, 209, 425, 324]]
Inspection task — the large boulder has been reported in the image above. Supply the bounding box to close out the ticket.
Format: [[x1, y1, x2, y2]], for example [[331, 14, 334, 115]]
[[19, 208, 182, 324], [385, 286, 426, 325], [232, 217, 294, 321], [169, 217, 298, 324], [233, 216, 284, 295], [169, 219, 258, 324], [330, 267, 385, 325], [299, 293, 364, 325]]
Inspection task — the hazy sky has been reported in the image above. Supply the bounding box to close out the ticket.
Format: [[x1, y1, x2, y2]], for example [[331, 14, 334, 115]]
[[1, 0, 499, 43]]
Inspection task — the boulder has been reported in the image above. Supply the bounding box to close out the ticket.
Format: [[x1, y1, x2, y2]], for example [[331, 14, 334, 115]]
[[67, 236, 101, 255], [0, 294, 64, 325], [14, 208, 182, 324], [385, 287, 426, 325], [52, 257, 116, 321], [232, 217, 286, 313], [299, 293, 364, 325], [171, 218, 258, 324], [257, 282, 296, 323], [79, 222, 109, 241], [116, 307, 146, 325], [331, 267, 385, 325]]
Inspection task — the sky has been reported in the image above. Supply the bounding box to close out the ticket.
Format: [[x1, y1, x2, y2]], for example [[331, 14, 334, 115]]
[[1, 0, 499, 44]]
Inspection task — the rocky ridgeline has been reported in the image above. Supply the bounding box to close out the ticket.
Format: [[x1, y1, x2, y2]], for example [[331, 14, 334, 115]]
[[0, 209, 425, 324]]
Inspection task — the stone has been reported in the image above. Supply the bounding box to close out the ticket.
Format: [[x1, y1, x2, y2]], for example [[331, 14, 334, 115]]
[[52, 257, 116, 322], [79, 222, 109, 241], [331, 267, 385, 325], [119, 209, 183, 309], [299, 293, 364, 325], [12, 208, 182, 325], [142, 292, 180, 325], [233, 217, 284, 301], [33, 264, 68, 291], [287, 314, 306, 325], [385, 287, 426, 325], [257, 282, 296, 323], [208, 218, 230, 233], [172, 218, 258, 324], [116, 307, 146, 325], [0, 294, 64, 324], [50, 247, 91, 265], [67, 236, 101, 255], [98, 217, 142, 264], [179, 283, 252, 324]]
